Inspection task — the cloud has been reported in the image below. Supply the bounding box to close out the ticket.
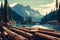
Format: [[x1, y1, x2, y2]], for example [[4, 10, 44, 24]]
[[9, 3, 17, 7], [0, 0, 59, 16], [32, 0, 58, 16], [9, 0, 59, 16], [0, 2, 1, 5], [58, 0, 60, 2]]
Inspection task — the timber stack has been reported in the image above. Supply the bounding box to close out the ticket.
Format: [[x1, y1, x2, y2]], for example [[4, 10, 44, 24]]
[[0, 25, 60, 40]]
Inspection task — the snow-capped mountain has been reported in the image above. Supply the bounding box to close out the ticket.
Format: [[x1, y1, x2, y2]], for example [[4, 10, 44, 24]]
[[11, 4, 43, 22], [11, 4, 28, 18]]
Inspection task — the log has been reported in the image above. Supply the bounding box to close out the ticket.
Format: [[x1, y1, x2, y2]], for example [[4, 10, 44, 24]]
[[3, 27, 28, 40], [11, 28, 33, 40], [3, 31, 8, 40], [38, 30, 60, 38], [12, 27, 38, 34], [0, 38, 2, 40], [12, 27, 55, 32], [33, 32, 60, 40], [0, 32, 1, 37]]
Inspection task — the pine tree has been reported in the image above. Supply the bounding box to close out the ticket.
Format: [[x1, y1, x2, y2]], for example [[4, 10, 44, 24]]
[[3, 0, 9, 26], [0, 2, 4, 22]]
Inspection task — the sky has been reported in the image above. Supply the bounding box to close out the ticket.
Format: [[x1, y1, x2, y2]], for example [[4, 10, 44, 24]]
[[0, 0, 54, 7], [0, 0, 60, 15]]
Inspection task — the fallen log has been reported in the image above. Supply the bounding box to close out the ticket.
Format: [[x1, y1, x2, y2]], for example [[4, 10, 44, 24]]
[[3, 31, 8, 40], [12, 27, 38, 34], [3, 27, 28, 40], [33, 32, 60, 40], [0, 32, 1, 37], [0, 38, 2, 40], [38, 30, 60, 38], [11, 28, 33, 40]]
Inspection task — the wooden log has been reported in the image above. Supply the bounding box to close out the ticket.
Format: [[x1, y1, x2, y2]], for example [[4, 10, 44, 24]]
[[12, 27, 31, 32], [11, 27, 31, 31], [38, 30, 60, 38], [12, 27, 38, 34], [3, 27, 28, 40], [33, 32, 60, 40], [0, 32, 1, 37], [12, 27, 55, 33], [0, 38, 2, 40], [11, 28, 33, 40], [3, 31, 8, 40], [18, 27, 55, 32], [4, 31, 8, 35]]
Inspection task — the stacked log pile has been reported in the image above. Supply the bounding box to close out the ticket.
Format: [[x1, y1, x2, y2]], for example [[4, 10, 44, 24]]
[[0, 26, 60, 40]]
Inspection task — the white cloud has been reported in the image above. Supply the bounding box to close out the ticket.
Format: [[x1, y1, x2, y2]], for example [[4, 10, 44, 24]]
[[0, 0, 59, 16], [58, 0, 60, 2], [9, 0, 59, 16], [0, 2, 1, 5], [9, 3, 17, 7], [32, 0, 59, 16]]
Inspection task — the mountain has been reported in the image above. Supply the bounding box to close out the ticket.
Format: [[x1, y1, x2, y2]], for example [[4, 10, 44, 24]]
[[12, 4, 28, 18], [25, 6, 43, 22], [8, 6, 24, 23], [11, 4, 43, 22]]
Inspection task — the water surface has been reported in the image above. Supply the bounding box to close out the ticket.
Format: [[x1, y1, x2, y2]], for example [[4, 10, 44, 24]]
[[11, 24, 60, 32]]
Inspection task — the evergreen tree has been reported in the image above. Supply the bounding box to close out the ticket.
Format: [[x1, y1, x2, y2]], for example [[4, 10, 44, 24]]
[[0, 2, 4, 22], [57, 5, 60, 22]]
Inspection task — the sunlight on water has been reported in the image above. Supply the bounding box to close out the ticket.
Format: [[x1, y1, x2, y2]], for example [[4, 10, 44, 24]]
[[32, 25, 49, 29]]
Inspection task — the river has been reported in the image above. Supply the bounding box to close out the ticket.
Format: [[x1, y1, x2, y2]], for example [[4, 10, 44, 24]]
[[11, 24, 60, 32]]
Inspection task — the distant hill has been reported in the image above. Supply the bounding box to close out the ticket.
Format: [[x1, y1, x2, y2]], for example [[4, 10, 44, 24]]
[[41, 9, 59, 23]]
